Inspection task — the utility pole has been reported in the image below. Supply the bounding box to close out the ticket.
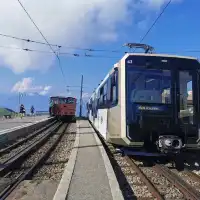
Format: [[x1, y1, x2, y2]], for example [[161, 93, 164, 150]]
[[18, 93, 21, 111], [79, 75, 83, 117], [19, 93, 20, 105]]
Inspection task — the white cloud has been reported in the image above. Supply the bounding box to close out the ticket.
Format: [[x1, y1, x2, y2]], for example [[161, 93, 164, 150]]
[[11, 77, 52, 96], [139, 0, 182, 10], [137, 19, 149, 30], [39, 86, 52, 96], [0, 0, 183, 73]]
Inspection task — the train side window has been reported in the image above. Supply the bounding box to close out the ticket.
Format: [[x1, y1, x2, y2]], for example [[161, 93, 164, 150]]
[[110, 70, 118, 104], [91, 100, 94, 116], [103, 83, 107, 103], [97, 90, 100, 108], [107, 78, 111, 101], [99, 87, 104, 105]]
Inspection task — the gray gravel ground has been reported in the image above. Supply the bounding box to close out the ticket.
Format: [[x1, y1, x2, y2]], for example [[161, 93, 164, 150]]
[[105, 141, 187, 200], [7, 123, 76, 200], [172, 169, 200, 193], [33, 123, 76, 180], [141, 167, 184, 200], [0, 132, 49, 164]]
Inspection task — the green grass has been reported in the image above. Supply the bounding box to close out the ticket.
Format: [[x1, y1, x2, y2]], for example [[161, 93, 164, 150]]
[[0, 108, 16, 117]]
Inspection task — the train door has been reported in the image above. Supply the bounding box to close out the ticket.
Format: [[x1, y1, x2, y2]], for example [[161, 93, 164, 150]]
[[177, 70, 198, 145], [98, 82, 108, 139]]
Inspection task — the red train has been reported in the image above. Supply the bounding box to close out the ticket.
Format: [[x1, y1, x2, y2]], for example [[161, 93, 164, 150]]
[[49, 96, 77, 121]]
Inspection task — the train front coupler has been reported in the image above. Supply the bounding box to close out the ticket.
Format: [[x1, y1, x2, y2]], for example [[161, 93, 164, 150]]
[[157, 135, 185, 170], [157, 135, 183, 154]]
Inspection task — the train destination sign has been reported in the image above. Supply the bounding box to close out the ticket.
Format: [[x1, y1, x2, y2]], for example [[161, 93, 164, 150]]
[[137, 106, 161, 111]]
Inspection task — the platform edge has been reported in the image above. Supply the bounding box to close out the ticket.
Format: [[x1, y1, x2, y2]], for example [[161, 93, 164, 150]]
[[92, 123, 124, 200], [52, 122, 80, 200]]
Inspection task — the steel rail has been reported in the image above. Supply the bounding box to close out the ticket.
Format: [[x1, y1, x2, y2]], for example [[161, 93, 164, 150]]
[[125, 156, 164, 200], [184, 169, 200, 183], [154, 164, 200, 200], [0, 120, 57, 154], [0, 122, 62, 177], [0, 123, 69, 200]]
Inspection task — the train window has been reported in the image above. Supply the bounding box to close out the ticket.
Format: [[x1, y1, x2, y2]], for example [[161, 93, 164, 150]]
[[179, 71, 194, 124], [65, 98, 75, 104], [91, 99, 94, 116], [127, 67, 171, 104], [107, 78, 111, 101], [54, 99, 59, 104], [99, 87, 104, 105], [145, 75, 160, 90], [110, 71, 118, 104], [103, 83, 107, 103], [96, 90, 100, 107]]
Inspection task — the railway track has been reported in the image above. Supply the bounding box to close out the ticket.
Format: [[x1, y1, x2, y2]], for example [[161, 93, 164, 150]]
[[114, 152, 200, 200], [0, 122, 61, 176], [153, 164, 200, 200], [0, 120, 57, 157], [0, 122, 68, 200], [93, 128, 200, 200], [33, 123, 76, 181]]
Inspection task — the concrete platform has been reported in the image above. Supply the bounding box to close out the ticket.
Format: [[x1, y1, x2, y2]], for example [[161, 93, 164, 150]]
[[0, 115, 49, 132], [0, 115, 53, 147], [53, 120, 123, 200], [6, 180, 59, 200]]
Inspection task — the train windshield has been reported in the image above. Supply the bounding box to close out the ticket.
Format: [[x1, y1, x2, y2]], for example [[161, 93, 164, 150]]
[[50, 97, 59, 104], [60, 98, 75, 104], [50, 97, 76, 104], [127, 66, 171, 104]]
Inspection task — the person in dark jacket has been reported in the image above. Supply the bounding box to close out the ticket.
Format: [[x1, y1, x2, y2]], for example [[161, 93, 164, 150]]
[[20, 104, 25, 118], [30, 105, 35, 116]]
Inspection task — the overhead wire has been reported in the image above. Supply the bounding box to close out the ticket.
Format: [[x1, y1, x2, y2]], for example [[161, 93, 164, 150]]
[[130, 0, 172, 53], [4, 0, 174, 68], [139, 0, 172, 44], [17, 0, 66, 82], [130, 0, 172, 84], [0, 44, 118, 58], [0, 32, 123, 53]]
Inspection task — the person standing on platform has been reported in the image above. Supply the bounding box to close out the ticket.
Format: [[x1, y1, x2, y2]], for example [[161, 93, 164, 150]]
[[20, 104, 25, 119], [30, 105, 35, 116]]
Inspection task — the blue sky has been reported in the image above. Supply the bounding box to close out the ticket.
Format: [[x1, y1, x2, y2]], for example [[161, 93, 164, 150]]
[[0, 0, 199, 115]]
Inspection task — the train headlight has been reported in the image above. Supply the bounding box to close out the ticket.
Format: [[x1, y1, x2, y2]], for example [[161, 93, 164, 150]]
[[158, 135, 183, 153], [164, 139, 172, 147]]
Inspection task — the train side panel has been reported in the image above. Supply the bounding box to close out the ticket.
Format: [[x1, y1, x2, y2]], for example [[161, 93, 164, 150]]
[[59, 103, 76, 117], [97, 109, 108, 139], [107, 61, 127, 146]]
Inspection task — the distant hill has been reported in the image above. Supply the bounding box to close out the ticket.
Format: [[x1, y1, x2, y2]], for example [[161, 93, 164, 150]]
[[0, 107, 16, 116], [4, 108, 15, 113]]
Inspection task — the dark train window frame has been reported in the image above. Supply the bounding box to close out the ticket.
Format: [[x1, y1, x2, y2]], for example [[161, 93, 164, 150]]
[[110, 69, 118, 107], [98, 69, 118, 109]]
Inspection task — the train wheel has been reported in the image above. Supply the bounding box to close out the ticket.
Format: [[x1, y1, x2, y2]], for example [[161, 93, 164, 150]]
[[174, 156, 184, 171], [143, 158, 154, 167]]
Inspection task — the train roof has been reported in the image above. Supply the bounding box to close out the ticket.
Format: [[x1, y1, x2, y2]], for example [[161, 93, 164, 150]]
[[88, 53, 199, 102], [121, 53, 198, 61], [108, 53, 199, 75], [50, 96, 76, 99]]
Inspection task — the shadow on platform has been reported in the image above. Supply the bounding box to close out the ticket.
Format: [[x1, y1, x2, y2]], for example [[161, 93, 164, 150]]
[[75, 144, 103, 149]]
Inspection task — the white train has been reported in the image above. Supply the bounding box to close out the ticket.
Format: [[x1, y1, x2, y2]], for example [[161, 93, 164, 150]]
[[87, 44, 200, 156]]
